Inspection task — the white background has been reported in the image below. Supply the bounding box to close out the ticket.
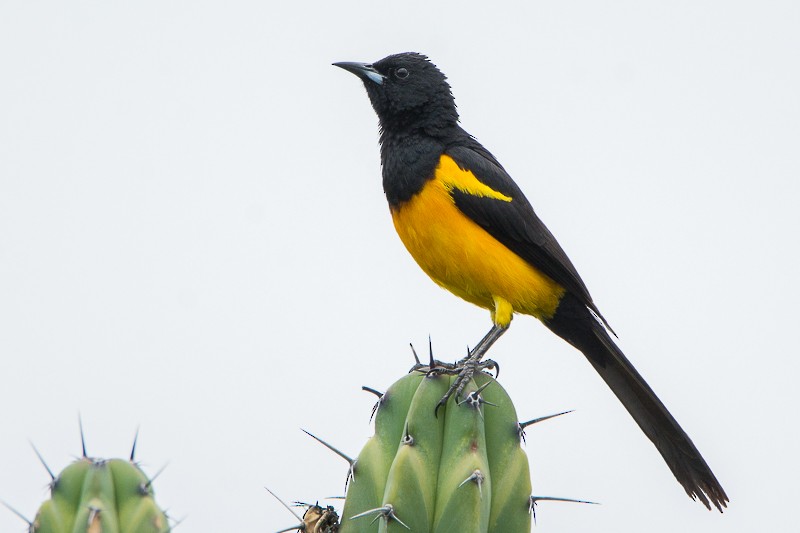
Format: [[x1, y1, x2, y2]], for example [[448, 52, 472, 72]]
[[1, 2, 798, 532]]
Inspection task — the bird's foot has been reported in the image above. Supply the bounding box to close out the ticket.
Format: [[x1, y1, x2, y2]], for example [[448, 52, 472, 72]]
[[408, 337, 462, 375], [410, 357, 497, 377], [407, 324, 507, 416], [432, 357, 498, 416], [409, 358, 458, 375]]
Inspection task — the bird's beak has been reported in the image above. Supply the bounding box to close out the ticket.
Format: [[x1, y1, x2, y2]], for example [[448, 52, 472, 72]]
[[333, 61, 385, 85]]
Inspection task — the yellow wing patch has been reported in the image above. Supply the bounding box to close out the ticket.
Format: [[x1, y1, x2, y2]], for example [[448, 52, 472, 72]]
[[390, 154, 565, 325], [436, 155, 512, 203]]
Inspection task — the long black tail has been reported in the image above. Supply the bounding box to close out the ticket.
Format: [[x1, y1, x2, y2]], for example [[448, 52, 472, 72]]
[[543, 292, 728, 511]]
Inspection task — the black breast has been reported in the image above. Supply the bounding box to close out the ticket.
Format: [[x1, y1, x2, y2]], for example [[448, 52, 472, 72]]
[[381, 133, 444, 207]]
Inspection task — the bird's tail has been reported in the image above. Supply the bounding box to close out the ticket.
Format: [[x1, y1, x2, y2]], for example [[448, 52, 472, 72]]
[[543, 292, 728, 511]]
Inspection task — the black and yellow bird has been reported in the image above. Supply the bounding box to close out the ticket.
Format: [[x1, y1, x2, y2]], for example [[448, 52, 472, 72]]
[[334, 52, 727, 511]]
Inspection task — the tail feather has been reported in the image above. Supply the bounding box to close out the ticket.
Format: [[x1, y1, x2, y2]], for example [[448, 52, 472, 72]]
[[544, 293, 728, 511]]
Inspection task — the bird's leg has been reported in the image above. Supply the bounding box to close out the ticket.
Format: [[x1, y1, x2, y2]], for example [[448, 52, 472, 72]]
[[464, 323, 508, 363], [435, 324, 508, 415]]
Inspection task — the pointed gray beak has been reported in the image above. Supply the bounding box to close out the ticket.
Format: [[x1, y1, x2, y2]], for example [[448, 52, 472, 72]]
[[333, 61, 385, 85]]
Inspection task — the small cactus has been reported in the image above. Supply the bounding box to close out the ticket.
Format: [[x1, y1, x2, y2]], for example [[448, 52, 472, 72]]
[[340, 371, 532, 533], [15, 436, 172, 533], [29, 455, 171, 533]]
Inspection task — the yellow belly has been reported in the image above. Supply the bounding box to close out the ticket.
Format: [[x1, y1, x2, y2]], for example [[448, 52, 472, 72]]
[[390, 162, 565, 326]]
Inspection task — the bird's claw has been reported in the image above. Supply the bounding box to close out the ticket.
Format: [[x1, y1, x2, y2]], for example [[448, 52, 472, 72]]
[[412, 358, 497, 377], [409, 359, 458, 376], [434, 364, 475, 417], [432, 357, 500, 417]]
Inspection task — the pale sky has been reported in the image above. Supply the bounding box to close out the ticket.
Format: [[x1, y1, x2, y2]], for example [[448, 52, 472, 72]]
[[1, 2, 798, 532]]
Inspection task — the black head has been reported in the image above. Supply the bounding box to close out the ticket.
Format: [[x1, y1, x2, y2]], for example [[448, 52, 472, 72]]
[[334, 52, 458, 135]]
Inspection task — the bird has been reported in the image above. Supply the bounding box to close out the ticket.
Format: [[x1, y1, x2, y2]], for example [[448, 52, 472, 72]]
[[334, 52, 728, 512]]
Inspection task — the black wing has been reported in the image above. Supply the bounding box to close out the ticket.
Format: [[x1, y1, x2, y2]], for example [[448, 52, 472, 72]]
[[445, 141, 612, 331]]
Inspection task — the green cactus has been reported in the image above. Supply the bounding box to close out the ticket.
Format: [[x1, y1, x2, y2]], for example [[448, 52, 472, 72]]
[[30, 455, 170, 533], [340, 370, 532, 533]]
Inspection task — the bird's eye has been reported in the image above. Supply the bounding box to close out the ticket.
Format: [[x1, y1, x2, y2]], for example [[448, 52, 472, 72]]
[[394, 67, 409, 79]]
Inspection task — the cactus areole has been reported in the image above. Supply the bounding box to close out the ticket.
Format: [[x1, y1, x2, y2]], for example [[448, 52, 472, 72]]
[[341, 371, 532, 533]]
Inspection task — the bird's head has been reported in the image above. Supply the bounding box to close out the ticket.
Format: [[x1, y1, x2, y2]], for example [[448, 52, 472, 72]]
[[334, 52, 458, 135]]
